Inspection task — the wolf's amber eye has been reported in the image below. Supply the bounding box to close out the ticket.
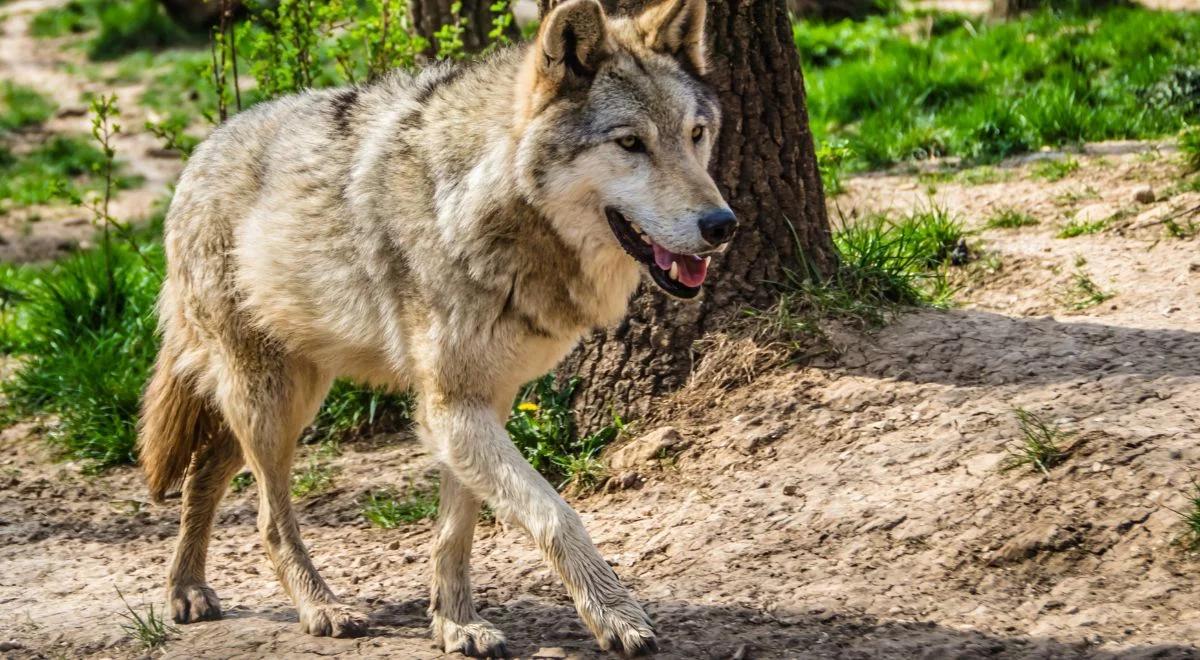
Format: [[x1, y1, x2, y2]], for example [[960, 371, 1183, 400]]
[[692, 126, 705, 143], [617, 136, 646, 153]]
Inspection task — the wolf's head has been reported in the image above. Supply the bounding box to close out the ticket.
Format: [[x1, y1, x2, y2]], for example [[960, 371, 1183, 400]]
[[515, 0, 734, 300]]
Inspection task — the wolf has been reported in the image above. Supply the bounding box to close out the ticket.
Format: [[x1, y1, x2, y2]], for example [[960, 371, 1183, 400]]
[[137, 0, 736, 655]]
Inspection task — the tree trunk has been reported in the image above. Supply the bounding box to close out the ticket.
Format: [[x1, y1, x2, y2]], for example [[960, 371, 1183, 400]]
[[557, 0, 837, 431], [410, 0, 519, 55]]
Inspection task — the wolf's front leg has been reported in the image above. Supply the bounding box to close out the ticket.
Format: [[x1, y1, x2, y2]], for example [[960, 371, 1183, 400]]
[[430, 468, 509, 657], [425, 399, 656, 656]]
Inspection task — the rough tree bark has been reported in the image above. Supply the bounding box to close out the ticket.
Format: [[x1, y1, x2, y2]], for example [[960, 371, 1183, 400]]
[[553, 0, 837, 431], [410, 0, 520, 54]]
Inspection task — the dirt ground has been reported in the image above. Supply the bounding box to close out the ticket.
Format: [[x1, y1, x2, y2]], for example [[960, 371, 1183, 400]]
[[2, 1, 1200, 658]]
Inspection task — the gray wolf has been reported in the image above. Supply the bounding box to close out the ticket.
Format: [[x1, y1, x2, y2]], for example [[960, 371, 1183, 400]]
[[137, 0, 735, 655]]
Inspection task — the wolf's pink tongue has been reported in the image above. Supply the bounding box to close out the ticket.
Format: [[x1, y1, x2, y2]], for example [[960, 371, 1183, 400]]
[[651, 244, 708, 288], [676, 254, 707, 287], [653, 244, 674, 270]]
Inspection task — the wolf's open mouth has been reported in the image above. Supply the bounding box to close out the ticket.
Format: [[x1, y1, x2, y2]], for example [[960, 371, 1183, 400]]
[[605, 208, 709, 299]]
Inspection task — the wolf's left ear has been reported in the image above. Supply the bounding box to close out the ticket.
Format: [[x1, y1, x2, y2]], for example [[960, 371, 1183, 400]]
[[635, 0, 708, 75], [536, 0, 612, 86]]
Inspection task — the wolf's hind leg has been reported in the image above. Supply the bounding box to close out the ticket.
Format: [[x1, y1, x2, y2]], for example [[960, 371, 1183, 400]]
[[167, 425, 243, 624], [215, 355, 368, 638], [430, 468, 508, 657], [426, 400, 656, 656]]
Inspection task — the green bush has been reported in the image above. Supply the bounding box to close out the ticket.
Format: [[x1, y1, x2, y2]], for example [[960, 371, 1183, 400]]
[[2, 244, 161, 470]]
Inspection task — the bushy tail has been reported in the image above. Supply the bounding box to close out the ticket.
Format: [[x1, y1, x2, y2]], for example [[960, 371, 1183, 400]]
[[137, 352, 226, 502]]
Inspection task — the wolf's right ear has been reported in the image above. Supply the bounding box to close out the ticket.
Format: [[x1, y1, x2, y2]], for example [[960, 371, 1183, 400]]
[[535, 0, 612, 86]]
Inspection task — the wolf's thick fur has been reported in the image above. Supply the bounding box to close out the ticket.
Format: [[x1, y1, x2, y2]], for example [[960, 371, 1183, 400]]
[[138, 0, 732, 654]]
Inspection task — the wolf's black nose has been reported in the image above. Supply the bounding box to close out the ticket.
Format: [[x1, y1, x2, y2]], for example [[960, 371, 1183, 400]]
[[699, 209, 738, 246]]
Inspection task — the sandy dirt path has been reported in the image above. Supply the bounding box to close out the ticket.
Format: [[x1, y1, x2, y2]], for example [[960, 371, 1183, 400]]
[[2, 2, 1200, 657]]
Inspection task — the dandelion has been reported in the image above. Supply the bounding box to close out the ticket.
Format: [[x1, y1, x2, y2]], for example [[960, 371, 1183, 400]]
[[517, 401, 539, 413]]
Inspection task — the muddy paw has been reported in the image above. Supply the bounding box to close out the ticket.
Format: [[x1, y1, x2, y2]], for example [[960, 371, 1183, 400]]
[[434, 616, 509, 658], [583, 598, 657, 657], [299, 603, 369, 638], [169, 583, 222, 624]]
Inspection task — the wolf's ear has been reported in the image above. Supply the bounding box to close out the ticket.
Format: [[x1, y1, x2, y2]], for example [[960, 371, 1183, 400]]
[[634, 0, 707, 75], [536, 0, 612, 86]]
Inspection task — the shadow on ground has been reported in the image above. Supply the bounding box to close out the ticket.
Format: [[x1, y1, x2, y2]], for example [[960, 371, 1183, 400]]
[[151, 598, 1200, 659]]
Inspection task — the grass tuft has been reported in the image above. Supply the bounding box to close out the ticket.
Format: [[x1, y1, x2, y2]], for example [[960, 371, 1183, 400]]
[[116, 588, 178, 649], [1002, 408, 1068, 476], [0, 83, 56, 133], [0, 135, 138, 211], [1059, 269, 1113, 310], [306, 380, 413, 446], [1, 245, 160, 470], [291, 460, 335, 499], [1032, 156, 1080, 182], [362, 488, 438, 528], [1169, 480, 1200, 551], [1057, 217, 1108, 238], [1181, 125, 1200, 173], [986, 208, 1039, 229], [507, 375, 623, 492]]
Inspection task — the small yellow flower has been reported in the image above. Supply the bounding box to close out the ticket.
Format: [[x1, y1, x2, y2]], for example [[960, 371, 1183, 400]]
[[517, 402, 539, 412]]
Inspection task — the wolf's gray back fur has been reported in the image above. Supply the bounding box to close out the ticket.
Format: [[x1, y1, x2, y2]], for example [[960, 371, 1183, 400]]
[[139, 0, 732, 655]]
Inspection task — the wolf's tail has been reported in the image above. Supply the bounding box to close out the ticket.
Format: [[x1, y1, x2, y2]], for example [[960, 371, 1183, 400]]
[[138, 348, 228, 502]]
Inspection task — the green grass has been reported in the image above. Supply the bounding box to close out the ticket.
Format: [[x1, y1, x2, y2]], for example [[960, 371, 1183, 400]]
[[1002, 408, 1068, 476], [31, 0, 199, 60], [362, 488, 438, 528], [1169, 480, 1200, 551], [0, 135, 138, 211], [830, 205, 965, 304], [753, 207, 967, 342], [1032, 156, 1080, 182], [1, 244, 161, 470], [798, 8, 1200, 171], [1057, 217, 1108, 238], [30, 0, 95, 38], [1181, 125, 1200, 173], [986, 208, 1039, 229], [0, 83, 56, 132], [117, 588, 178, 649], [291, 460, 335, 499], [507, 375, 624, 492], [306, 380, 413, 446], [1059, 269, 1113, 310]]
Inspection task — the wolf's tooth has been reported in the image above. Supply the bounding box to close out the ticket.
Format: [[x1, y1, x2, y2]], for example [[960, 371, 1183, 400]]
[[704, 256, 711, 267], [669, 261, 679, 281], [641, 234, 652, 244]]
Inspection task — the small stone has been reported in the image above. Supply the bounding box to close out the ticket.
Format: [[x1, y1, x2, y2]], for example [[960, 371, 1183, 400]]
[[607, 427, 684, 470], [782, 484, 801, 497], [1133, 186, 1155, 204], [606, 471, 642, 491], [0, 641, 23, 651], [386, 539, 400, 550], [531, 648, 568, 659]]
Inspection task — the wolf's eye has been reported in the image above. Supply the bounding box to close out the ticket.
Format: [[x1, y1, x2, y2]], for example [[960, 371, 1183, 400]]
[[692, 126, 705, 143], [616, 136, 646, 153]]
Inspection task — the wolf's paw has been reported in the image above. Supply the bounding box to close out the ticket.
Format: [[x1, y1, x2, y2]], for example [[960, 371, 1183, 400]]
[[299, 602, 369, 638], [169, 582, 222, 624], [433, 615, 509, 658], [582, 597, 657, 657]]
